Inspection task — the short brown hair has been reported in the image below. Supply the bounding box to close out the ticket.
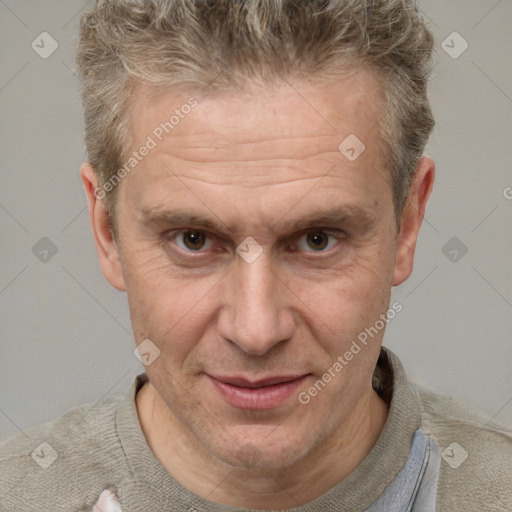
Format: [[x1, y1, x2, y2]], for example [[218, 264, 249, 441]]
[[76, 0, 435, 236]]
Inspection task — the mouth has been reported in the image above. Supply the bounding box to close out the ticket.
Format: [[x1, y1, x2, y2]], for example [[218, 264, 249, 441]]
[[207, 374, 310, 410]]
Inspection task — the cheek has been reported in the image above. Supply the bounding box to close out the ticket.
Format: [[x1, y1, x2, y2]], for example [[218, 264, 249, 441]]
[[293, 246, 394, 350], [293, 262, 392, 426], [122, 246, 219, 356]]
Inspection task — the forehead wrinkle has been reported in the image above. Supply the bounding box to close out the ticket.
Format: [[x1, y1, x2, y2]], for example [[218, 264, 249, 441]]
[[154, 151, 342, 168], [133, 152, 343, 189], [144, 136, 344, 167]]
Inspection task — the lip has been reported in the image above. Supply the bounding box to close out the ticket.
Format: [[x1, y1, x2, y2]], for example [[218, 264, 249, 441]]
[[208, 374, 310, 410]]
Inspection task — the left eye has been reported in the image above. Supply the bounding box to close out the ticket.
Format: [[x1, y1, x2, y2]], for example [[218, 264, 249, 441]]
[[294, 230, 341, 252]]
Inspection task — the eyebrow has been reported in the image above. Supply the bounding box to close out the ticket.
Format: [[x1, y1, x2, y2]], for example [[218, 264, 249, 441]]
[[140, 205, 376, 236]]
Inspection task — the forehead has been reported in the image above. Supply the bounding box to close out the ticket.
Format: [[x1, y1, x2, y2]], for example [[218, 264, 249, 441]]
[[126, 70, 385, 161], [119, 71, 391, 228]]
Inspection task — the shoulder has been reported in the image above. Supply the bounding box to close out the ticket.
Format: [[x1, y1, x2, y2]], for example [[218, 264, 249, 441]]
[[410, 383, 512, 511], [411, 383, 512, 451], [0, 395, 120, 459], [0, 396, 123, 511]]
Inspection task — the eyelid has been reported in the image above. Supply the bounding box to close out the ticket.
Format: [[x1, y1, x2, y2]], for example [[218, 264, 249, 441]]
[[295, 227, 345, 239]]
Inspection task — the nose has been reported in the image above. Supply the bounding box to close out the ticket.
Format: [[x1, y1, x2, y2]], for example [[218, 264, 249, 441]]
[[217, 250, 295, 355]]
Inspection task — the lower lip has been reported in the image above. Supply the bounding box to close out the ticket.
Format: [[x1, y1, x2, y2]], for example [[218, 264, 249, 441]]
[[209, 375, 309, 410]]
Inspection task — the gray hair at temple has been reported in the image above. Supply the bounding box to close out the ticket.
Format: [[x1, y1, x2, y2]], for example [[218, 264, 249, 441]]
[[76, 0, 435, 238]]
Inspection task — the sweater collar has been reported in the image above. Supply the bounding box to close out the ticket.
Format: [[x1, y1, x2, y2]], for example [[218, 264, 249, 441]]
[[115, 345, 421, 511]]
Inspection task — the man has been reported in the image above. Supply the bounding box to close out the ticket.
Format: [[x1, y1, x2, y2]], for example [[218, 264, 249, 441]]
[[1, 0, 510, 510]]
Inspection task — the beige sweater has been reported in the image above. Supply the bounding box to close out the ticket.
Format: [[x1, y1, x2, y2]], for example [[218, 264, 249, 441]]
[[0, 347, 510, 511]]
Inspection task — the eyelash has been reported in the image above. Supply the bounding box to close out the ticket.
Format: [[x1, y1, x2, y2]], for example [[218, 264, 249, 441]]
[[162, 228, 345, 257]]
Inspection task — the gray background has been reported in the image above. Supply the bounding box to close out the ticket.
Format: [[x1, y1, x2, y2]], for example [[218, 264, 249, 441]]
[[1, 0, 511, 444]]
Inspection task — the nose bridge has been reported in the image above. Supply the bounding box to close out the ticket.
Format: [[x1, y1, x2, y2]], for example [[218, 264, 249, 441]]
[[218, 253, 293, 355]]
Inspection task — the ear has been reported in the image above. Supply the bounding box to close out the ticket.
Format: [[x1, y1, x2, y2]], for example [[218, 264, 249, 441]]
[[80, 163, 126, 292], [393, 156, 435, 286]]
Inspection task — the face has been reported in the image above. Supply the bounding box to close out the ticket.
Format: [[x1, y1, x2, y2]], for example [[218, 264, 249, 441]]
[[82, 70, 433, 469]]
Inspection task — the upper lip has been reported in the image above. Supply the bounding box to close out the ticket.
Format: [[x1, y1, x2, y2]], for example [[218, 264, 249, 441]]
[[208, 374, 308, 388]]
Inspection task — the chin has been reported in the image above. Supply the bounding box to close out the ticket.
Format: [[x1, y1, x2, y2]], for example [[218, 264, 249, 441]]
[[207, 429, 315, 470]]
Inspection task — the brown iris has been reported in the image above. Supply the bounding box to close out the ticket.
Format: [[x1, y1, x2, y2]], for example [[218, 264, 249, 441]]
[[306, 231, 329, 251], [182, 230, 206, 250]]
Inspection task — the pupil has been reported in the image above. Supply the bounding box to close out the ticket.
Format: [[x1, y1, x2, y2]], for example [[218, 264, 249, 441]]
[[308, 232, 328, 250], [184, 231, 205, 250]]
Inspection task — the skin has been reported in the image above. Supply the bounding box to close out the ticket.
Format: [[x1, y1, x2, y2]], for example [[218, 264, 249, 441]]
[[81, 69, 434, 509]]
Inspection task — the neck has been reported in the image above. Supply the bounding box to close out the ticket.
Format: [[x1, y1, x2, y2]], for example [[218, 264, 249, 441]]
[[136, 380, 388, 509]]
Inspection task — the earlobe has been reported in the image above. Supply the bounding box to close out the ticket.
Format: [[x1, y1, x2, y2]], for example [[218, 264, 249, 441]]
[[80, 163, 126, 292], [392, 156, 435, 287]]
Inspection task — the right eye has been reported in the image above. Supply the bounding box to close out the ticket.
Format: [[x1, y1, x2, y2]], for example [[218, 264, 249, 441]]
[[172, 230, 214, 252]]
